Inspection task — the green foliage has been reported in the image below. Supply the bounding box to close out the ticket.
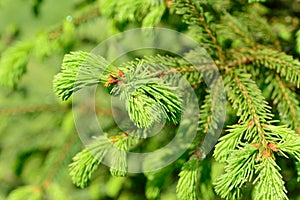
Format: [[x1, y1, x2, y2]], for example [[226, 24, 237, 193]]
[[98, 0, 166, 27], [198, 77, 224, 134], [145, 166, 172, 200], [248, 0, 266, 3], [267, 75, 300, 133], [248, 48, 300, 87], [172, 0, 221, 57], [115, 59, 182, 128], [109, 135, 129, 177], [266, 124, 300, 160], [253, 158, 288, 200], [53, 51, 113, 101], [176, 157, 200, 200], [297, 162, 300, 182], [225, 69, 272, 124], [214, 144, 257, 200], [69, 136, 112, 188], [1, 0, 300, 200], [0, 41, 33, 88], [214, 124, 248, 162], [7, 185, 42, 200], [297, 29, 300, 54]]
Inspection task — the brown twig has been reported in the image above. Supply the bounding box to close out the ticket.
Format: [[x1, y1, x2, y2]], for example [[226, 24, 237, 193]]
[[49, 7, 100, 39], [0, 105, 64, 115]]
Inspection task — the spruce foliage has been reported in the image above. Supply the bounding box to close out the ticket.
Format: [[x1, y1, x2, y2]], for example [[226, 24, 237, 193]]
[[1, 0, 300, 199]]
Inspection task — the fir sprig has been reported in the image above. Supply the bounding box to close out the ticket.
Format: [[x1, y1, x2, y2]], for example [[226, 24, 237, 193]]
[[225, 69, 272, 128], [109, 134, 129, 177], [264, 124, 300, 161], [172, 0, 225, 60], [251, 48, 300, 87], [229, 48, 300, 87], [198, 75, 226, 155], [69, 136, 112, 188], [267, 75, 300, 134], [116, 61, 182, 128], [214, 144, 257, 200], [253, 158, 288, 200], [214, 124, 248, 162], [176, 156, 200, 200], [53, 51, 114, 101]]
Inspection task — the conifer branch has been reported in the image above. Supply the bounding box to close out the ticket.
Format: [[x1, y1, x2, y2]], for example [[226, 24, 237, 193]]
[[225, 69, 272, 146], [220, 13, 256, 48], [193, 9, 225, 62], [268, 75, 300, 134], [49, 7, 100, 39], [45, 1, 300, 199], [264, 124, 300, 161], [0, 105, 63, 115], [199, 76, 223, 135], [109, 134, 129, 177], [253, 157, 288, 200], [176, 156, 200, 200], [173, 0, 226, 61], [296, 162, 300, 182], [252, 50, 300, 87], [69, 136, 112, 188], [214, 124, 248, 162], [245, 10, 281, 49], [228, 46, 300, 87], [226, 48, 300, 87], [53, 51, 114, 101], [214, 144, 257, 200], [197, 75, 226, 156]]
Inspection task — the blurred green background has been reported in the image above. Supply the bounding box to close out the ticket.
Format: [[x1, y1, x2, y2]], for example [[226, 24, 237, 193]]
[[0, 0, 180, 199]]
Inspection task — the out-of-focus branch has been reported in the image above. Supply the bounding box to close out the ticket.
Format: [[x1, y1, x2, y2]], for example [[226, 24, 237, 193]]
[[49, 6, 101, 39]]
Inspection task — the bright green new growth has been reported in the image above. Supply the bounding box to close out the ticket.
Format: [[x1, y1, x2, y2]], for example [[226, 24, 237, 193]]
[[214, 144, 257, 200], [176, 157, 200, 200], [297, 29, 300, 54], [253, 158, 288, 200], [109, 134, 129, 177], [267, 75, 300, 133], [297, 162, 300, 182], [69, 136, 112, 188], [53, 51, 113, 101], [117, 60, 183, 128]]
